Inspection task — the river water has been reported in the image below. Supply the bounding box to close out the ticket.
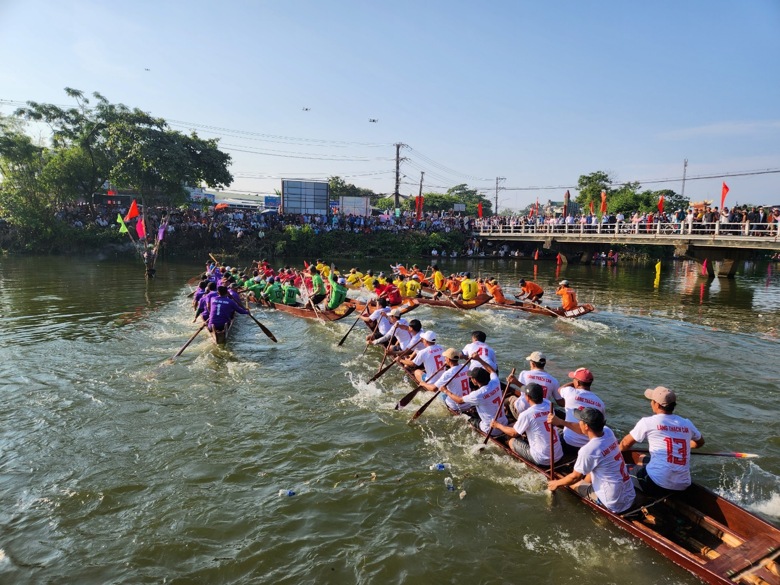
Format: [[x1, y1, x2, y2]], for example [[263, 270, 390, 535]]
[[0, 254, 778, 584]]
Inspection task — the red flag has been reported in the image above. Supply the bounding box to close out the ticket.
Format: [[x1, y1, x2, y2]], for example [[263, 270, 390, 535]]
[[124, 199, 139, 221], [563, 190, 570, 218], [534, 249, 539, 260], [556, 253, 562, 265], [589, 200, 595, 215], [721, 182, 729, 209], [136, 218, 146, 239], [534, 198, 539, 217], [600, 190, 607, 214], [477, 201, 483, 218], [658, 194, 665, 214]]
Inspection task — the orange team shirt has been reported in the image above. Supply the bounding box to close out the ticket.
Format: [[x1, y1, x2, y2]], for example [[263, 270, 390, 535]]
[[447, 278, 461, 294], [486, 282, 507, 303], [522, 281, 544, 297], [556, 286, 578, 310]]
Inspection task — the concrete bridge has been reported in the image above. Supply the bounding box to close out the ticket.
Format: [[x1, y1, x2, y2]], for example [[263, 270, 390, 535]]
[[474, 221, 780, 277]]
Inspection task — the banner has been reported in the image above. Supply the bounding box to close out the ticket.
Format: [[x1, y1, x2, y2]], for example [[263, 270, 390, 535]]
[[589, 200, 595, 215], [477, 201, 483, 218], [721, 182, 729, 209], [124, 199, 139, 221], [600, 190, 607, 214], [658, 194, 665, 214], [563, 190, 570, 218], [116, 213, 129, 234]]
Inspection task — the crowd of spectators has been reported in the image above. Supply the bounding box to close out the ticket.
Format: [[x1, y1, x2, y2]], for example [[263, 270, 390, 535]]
[[51, 203, 479, 247], [476, 205, 780, 237]]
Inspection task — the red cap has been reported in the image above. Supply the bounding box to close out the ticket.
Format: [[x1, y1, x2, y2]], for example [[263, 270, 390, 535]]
[[568, 368, 594, 383]]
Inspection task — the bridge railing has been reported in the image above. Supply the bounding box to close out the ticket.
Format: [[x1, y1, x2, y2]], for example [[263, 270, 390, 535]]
[[475, 220, 779, 238]]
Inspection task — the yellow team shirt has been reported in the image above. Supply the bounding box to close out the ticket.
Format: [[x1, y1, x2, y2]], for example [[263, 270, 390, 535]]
[[433, 270, 445, 291], [393, 278, 408, 297], [362, 274, 376, 290], [460, 278, 478, 301], [405, 280, 421, 297], [346, 272, 363, 286]]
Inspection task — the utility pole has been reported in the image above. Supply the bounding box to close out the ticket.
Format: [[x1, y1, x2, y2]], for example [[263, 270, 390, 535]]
[[681, 158, 688, 200], [394, 143, 403, 210], [495, 177, 505, 214], [418, 171, 424, 198]]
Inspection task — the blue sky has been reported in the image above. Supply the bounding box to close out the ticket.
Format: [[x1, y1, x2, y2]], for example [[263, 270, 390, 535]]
[[1, 0, 779, 209]]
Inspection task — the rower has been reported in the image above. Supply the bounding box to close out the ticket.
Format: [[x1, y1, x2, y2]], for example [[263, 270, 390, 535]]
[[373, 279, 402, 306], [440, 356, 507, 436], [325, 274, 348, 311], [517, 278, 544, 303], [506, 351, 563, 418], [548, 368, 605, 455], [484, 278, 507, 303], [261, 277, 284, 304], [370, 308, 407, 347], [420, 348, 473, 414], [281, 280, 301, 306], [362, 298, 393, 341], [193, 280, 209, 309], [405, 275, 422, 298], [309, 268, 327, 305], [457, 272, 478, 301], [346, 268, 363, 287], [619, 386, 704, 497], [393, 273, 409, 298], [460, 331, 497, 375], [547, 407, 636, 514], [555, 280, 578, 311], [208, 285, 249, 333], [431, 265, 446, 294], [399, 330, 445, 385], [388, 318, 422, 356], [490, 383, 563, 466], [195, 281, 217, 321]]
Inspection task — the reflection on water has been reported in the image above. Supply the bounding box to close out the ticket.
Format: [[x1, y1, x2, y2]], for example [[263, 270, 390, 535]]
[[0, 254, 777, 584]]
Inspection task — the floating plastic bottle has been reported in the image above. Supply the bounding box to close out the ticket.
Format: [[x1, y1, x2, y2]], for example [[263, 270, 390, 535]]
[[444, 477, 455, 490], [278, 489, 296, 497], [429, 463, 451, 471]]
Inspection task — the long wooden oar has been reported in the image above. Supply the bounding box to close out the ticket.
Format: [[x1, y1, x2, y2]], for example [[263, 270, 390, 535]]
[[407, 359, 472, 418], [482, 368, 515, 445], [626, 448, 758, 459], [169, 323, 207, 362], [246, 311, 278, 342], [368, 339, 422, 383], [549, 401, 555, 480], [338, 302, 371, 346], [395, 363, 447, 410]]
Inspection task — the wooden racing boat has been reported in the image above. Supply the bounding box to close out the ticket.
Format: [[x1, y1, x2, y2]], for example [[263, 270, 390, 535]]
[[486, 299, 596, 318], [415, 293, 493, 310], [209, 314, 236, 345], [346, 298, 420, 316], [267, 301, 356, 321], [451, 412, 780, 585]]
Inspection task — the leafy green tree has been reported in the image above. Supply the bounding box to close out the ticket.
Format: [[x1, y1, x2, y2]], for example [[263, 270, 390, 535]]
[[328, 176, 377, 200], [576, 171, 614, 210]]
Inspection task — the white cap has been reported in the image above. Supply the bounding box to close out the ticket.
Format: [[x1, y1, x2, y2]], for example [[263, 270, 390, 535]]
[[420, 331, 436, 342], [525, 351, 546, 362], [337, 277, 347, 284], [390, 308, 403, 317], [559, 280, 569, 286]]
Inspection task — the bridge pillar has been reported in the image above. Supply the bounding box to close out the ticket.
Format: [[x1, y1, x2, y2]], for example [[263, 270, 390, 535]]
[[717, 259, 739, 277]]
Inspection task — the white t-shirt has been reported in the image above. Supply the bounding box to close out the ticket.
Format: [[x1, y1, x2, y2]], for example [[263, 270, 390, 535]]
[[435, 364, 472, 412], [513, 399, 563, 465], [413, 344, 445, 384], [461, 341, 497, 372], [559, 386, 606, 448], [369, 307, 392, 335], [574, 426, 635, 513], [462, 372, 507, 434], [515, 369, 561, 412], [628, 414, 702, 491], [402, 331, 422, 352]]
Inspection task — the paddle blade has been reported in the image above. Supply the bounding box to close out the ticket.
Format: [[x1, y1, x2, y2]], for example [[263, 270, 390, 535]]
[[395, 386, 422, 409]]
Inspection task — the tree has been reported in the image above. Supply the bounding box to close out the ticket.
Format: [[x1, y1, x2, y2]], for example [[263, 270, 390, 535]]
[[328, 176, 377, 201], [576, 171, 614, 210]]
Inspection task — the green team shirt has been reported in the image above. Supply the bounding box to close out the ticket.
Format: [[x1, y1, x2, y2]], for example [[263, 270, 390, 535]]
[[327, 273, 348, 310], [264, 283, 284, 303], [311, 273, 326, 295], [282, 284, 300, 306]]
